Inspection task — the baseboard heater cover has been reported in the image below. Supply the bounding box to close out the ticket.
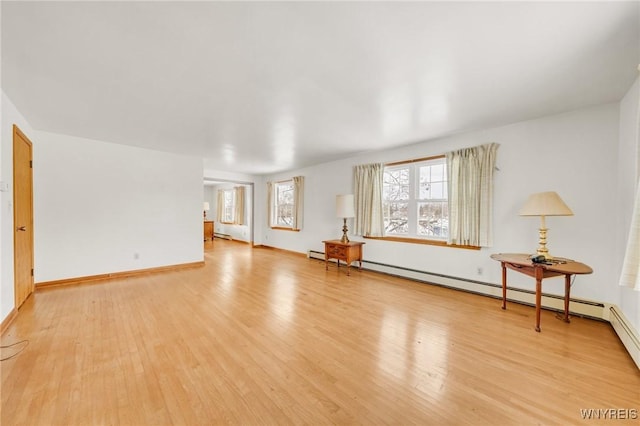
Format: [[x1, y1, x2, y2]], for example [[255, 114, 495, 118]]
[[213, 232, 232, 240], [609, 306, 640, 369], [308, 250, 605, 321]]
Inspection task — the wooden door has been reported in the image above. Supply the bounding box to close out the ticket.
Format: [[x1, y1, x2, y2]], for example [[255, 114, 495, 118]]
[[13, 125, 34, 308]]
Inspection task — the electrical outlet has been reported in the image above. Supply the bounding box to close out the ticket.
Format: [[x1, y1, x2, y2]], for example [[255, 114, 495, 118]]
[[134, 253, 140, 260], [477, 267, 483, 275]]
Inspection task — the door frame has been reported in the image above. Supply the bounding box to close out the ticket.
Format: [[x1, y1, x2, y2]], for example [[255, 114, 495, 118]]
[[203, 178, 254, 244]]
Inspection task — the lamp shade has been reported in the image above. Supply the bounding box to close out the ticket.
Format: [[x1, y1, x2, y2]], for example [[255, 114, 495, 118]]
[[203, 202, 210, 211], [336, 194, 355, 218], [519, 191, 573, 216]]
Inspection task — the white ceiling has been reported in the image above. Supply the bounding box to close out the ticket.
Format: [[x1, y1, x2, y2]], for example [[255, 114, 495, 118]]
[[2, 1, 639, 175]]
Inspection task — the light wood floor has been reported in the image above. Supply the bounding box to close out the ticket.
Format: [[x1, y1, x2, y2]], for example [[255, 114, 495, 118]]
[[2, 240, 639, 425]]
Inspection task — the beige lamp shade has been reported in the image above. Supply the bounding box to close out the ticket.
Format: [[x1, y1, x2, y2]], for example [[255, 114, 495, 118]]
[[203, 202, 210, 211], [520, 191, 573, 259], [519, 192, 573, 217], [336, 194, 355, 218]]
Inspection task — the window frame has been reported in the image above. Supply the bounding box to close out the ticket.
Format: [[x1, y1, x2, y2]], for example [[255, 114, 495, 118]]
[[373, 155, 479, 250], [220, 188, 235, 224], [271, 179, 298, 231]]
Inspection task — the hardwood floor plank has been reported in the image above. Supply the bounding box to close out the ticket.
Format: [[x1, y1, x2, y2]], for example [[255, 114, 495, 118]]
[[2, 239, 639, 425]]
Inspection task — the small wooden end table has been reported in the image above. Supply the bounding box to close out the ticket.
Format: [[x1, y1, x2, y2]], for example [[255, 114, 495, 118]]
[[490, 253, 592, 332], [204, 221, 214, 241], [323, 240, 365, 276]]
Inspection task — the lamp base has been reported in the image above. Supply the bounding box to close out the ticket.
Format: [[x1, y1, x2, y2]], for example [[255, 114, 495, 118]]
[[536, 227, 553, 260], [340, 218, 350, 243]]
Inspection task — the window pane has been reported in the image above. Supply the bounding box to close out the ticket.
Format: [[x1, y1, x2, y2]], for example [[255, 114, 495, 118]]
[[384, 168, 410, 200], [274, 181, 295, 227], [430, 182, 444, 199], [384, 201, 408, 234], [277, 184, 294, 204], [417, 201, 448, 237], [223, 190, 235, 222], [419, 181, 431, 199], [431, 164, 444, 181], [383, 158, 448, 240], [419, 164, 447, 200], [383, 167, 410, 231], [277, 204, 293, 226]]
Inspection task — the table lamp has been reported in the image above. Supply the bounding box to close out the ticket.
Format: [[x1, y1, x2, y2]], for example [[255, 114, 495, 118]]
[[203, 202, 210, 219], [336, 194, 355, 243], [519, 191, 573, 259]]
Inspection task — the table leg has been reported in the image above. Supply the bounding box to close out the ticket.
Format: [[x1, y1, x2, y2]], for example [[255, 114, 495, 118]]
[[325, 252, 329, 271], [535, 267, 543, 332], [501, 263, 507, 310], [563, 274, 571, 323]]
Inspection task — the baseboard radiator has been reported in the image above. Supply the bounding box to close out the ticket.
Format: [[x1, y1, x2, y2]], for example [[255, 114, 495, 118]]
[[213, 232, 233, 240], [608, 305, 640, 369], [308, 250, 605, 320]]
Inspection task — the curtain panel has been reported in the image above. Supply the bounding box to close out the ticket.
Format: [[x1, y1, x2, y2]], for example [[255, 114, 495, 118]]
[[216, 189, 225, 222], [267, 182, 274, 228], [354, 163, 385, 237], [446, 143, 499, 247], [619, 180, 640, 291], [619, 79, 640, 291], [234, 186, 245, 226], [292, 176, 304, 230]]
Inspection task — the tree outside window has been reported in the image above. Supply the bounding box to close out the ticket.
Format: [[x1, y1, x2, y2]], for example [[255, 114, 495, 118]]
[[274, 180, 294, 227], [223, 189, 235, 223], [383, 157, 448, 239]]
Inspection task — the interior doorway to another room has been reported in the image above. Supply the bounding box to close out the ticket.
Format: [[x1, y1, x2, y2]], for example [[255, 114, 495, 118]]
[[203, 179, 254, 245]]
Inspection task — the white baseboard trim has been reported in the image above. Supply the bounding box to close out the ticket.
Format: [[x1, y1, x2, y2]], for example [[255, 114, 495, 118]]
[[309, 250, 639, 369]]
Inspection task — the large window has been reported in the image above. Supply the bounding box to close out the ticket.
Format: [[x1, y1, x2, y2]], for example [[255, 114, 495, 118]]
[[222, 189, 235, 223], [268, 176, 304, 231], [273, 180, 295, 228], [383, 157, 448, 239]]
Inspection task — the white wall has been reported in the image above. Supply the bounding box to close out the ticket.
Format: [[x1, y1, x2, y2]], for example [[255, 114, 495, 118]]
[[618, 76, 640, 332], [32, 131, 204, 282], [1, 92, 205, 322], [1, 91, 36, 320], [260, 102, 623, 306]]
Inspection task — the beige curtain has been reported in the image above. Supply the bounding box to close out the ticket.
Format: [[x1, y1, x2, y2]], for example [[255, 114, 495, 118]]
[[446, 143, 499, 247], [619, 76, 640, 291], [216, 189, 225, 222], [234, 186, 245, 225], [267, 181, 274, 227], [292, 176, 304, 230], [620, 180, 640, 290], [354, 163, 385, 237]]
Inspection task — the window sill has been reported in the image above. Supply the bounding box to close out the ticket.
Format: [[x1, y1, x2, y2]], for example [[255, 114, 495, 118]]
[[363, 235, 480, 250], [270, 227, 300, 232]]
